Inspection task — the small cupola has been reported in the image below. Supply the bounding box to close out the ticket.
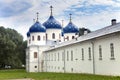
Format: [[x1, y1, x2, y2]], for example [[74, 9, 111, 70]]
[[29, 12, 46, 33], [63, 14, 79, 33]]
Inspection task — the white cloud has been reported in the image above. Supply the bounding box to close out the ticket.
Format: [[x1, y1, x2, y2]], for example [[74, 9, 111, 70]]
[[0, 0, 120, 40], [87, 0, 120, 7], [73, 10, 120, 31]]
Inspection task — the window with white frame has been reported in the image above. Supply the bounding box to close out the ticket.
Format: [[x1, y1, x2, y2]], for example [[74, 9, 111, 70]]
[[71, 50, 73, 61], [58, 52, 59, 61], [67, 51, 69, 61], [55, 53, 56, 61], [110, 43, 115, 60], [46, 33, 48, 40], [52, 33, 55, 39], [32, 36, 34, 41], [51, 53, 53, 61], [88, 47, 92, 60], [82, 48, 84, 60], [34, 52, 37, 58], [62, 52, 64, 61], [37, 35, 40, 41], [99, 45, 102, 60]]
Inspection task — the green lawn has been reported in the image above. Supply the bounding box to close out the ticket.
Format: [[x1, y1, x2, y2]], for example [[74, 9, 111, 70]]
[[0, 69, 120, 80]]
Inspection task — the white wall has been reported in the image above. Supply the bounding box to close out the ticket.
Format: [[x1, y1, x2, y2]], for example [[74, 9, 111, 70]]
[[26, 45, 49, 72], [94, 32, 120, 76], [43, 32, 120, 76], [26, 25, 120, 76], [46, 29, 61, 41], [44, 41, 93, 73], [29, 32, 46, 46]]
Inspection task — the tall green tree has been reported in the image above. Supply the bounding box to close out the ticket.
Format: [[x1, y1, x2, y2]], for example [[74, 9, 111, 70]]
[[0, 26, 26, 69]]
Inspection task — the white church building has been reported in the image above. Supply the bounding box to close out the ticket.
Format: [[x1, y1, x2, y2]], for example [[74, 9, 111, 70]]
[[26, 6, 120, 76]]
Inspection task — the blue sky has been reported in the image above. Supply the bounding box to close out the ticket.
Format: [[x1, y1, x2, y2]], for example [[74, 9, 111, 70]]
[[0, 0, 120, 40]]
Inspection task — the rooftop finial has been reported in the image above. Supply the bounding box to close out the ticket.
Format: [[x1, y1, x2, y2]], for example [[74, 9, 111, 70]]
[[69, 13, 72, 22], [62, 20, 64, 27], [50, 6, 53, 16], [33, 19, 35, 23], [36, 12, 39, 22]]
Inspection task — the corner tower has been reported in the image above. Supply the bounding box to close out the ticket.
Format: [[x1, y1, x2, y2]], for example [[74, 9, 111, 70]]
[[26, 12, 47, 72]]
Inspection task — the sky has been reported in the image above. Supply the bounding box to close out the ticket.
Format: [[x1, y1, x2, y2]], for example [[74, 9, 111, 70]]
[[0, 0, 120, 40]]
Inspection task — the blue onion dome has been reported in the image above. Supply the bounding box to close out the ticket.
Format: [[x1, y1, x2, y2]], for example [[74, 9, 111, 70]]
[[27, 31, 30, 37], [29, 21, 46, 33], [43, 6, 62, 29], [63, 22, 79, 33], [63, 14, 79, 33], [43, 16, 62, 29]]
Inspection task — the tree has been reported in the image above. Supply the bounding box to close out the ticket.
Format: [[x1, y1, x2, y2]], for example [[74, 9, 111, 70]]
[[0, 26, 27, 69], [78, 27, 91, 36]]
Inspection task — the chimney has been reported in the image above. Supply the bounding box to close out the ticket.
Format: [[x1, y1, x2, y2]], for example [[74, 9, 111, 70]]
[[111, 19, 117, 25]]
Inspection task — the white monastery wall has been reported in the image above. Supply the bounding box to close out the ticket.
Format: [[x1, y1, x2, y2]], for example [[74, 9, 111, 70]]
[[44, 32, 120, 76], [44, 40, 94, 73], [94, 32, 120, 76]]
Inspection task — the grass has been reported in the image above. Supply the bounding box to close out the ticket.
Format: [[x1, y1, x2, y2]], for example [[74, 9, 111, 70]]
[[0, 69, 120, 80]]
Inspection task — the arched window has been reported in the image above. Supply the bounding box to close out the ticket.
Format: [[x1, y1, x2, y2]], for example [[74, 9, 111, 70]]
[[67, 51, 69, 61], [67, 36, 69, 41], [43, 36, 45, 40], [32, 36, 34, 41], [46, 33, 48, 40], [58, 52, 59, 61], [71, 50, 73, 61], [37, 36, 40, 41], [110, 43, 115, 60], [34, 52, 37, 58], [52, 33, 55, 39], [88, 47, 91, 60], [99, 45, 102, 60], [59, 33, 61, 39], [82, 48, 84, 60], [72, 36, 75, 39]]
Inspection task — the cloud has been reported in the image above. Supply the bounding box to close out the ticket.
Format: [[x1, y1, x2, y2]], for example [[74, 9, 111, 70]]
[[0, 0, 32, 17], [0, 0, 120, 40]]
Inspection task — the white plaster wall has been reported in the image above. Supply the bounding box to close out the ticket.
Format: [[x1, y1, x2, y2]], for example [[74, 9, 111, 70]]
[[44, 41, 93, 74], [46, 29, 61, 41], [43, 32, 120, 75], [26, 45, 49, 72], [28, 46, 39, 72], [30, 32, 46, 46], [73, 42, 93, 74], [44, 49, 64, 72], [94, 33, 120, 76], [27, 28, 120, 76]]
